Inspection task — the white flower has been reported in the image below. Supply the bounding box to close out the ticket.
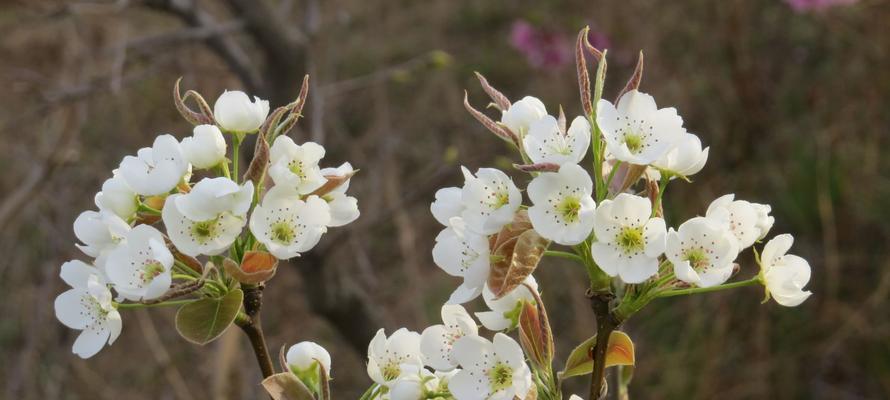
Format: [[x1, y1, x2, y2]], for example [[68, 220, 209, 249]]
[[268, 136, 326, 194], [651, 132, 709, 178], [432, 217, 490, 304], [501, 96, 547, 137], [319, 162, 360, 227], [590, 193, 666, 283], [705, 194, 774, 251], [73, 210, 130, 258], [596, 90, 685, 165], [181, 124, 227, 169], [119, 134, 190, 196], [460, 167, 521, 235], [174, 177, 253, 222], [286, 341, 332, 374], [213, 90, 269, 133], [523, 115, 590, 165], [430, 187, 464, 226], [54, 261, 122, 359], [448, 333, 532, 400], [105, 225, 173, 301], [162, 194, 246, 257], [249, 187, 330, 259], [367, 328, 424, 387], [420, 304, 479, 372], [666, 217, 739, 288], [475, 275, 538, 332], [759, 234, 812, 307], [94, 174, 137, 220], [388, 365, 440, 400], [527, 163, 596, 245]]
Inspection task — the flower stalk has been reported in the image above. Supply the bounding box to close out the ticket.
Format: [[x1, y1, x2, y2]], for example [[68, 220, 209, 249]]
[[236, 283, 275, 378]]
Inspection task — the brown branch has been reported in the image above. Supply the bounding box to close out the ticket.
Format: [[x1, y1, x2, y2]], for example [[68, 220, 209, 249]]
[[589, 292, 618, 400], [235, 283, 275, 379]]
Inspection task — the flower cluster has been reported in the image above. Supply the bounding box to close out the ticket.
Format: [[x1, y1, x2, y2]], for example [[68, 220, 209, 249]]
[[55, 79, 359, 358]]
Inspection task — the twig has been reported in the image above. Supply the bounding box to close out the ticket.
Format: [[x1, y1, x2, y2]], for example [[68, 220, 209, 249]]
[[235, 283, 275, 379]]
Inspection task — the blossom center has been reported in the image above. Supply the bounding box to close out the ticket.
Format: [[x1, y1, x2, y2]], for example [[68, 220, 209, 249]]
[[558, 196, 581, 223], [623, 133, 643, 154], [288, 160, 307, 180], [616, 227, 645, 254], [684, 248, 710, 270], [488, 362, 513, 392], [191, 219, 218, 243], [382, 362, 401, 381], [141, 261, 165, 283], [270, 222, 296, 244]]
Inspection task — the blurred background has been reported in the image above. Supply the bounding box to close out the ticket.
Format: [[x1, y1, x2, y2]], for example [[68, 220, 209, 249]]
[[1, 0, 888, 398]]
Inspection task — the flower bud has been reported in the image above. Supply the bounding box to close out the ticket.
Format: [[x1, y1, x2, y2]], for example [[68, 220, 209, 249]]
[[213, 90, 270, 133], [223, 252, 277, 284], [286, 341, 331, 373], [181, 125, 226, 169]]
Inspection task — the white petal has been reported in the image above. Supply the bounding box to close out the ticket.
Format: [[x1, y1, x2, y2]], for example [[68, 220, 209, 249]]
[[492, 333, 524, 368], [431, 187, 464, 226], [55, 289, 91, 329], [72, 324, 110, 359]]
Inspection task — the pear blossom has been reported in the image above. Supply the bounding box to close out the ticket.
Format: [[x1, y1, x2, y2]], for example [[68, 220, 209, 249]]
[[448, 333, 532, 400], [119, 134, 190, 195], [667, 217, 739, 288], [367, 328, 424, 387], [73, 210, 130, 258], [596, 90, 685, 165], [430, 187, 464, 226], [705, 194, 774, 251], [527, 163, 596, 245], [388, 365, 441, 400], [432, 217, 490, 304], [162, 194, 246, 257], [319, 162, 360, 227], [420, 304, 479, 372], [94, 174, 137, 220], [174, 177, 253, 222], [651, 132, 709, 178], [460, 167, 521, 235], [523, 115, 590, 165], [268, 136, 326, 194], [213, 90, 270, 133], [180, 124, 227, 169], [501, 96, 547, 137], [591, 193, 667, 283], [286, 341, 332, 375], [249, 187, 331, 259], [105, 225, 174, 301], [54, 261, 122, 358], [759, 234, 813, 307], [476, 275, 538, 331]]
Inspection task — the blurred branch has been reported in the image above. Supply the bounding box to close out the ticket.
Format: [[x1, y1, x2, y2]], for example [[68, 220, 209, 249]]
[[121, 20, 246, 54], [136, 310, 195, 400], [142, 0, 262, 93]]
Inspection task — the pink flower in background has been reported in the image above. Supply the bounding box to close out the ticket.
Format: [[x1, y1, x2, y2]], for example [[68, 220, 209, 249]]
[[784, 0, 857, 12], [510, 21, 571, 70]]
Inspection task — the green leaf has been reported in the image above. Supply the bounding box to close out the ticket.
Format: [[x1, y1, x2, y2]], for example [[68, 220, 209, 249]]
[[261, 372, 316, 400], [558, 331, 635, 380], [175, 289, 243, 345]]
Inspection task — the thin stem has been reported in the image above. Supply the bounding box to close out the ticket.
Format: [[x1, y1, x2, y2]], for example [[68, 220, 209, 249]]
[[232, 133, 243, 182], [115, 299, 198, 309], [544, 250, 585, 264], [236, 283, 275, 378], [604, 160, 623, 196], [656, 278, 759, 298], [137, 202, 162, 215], [219, 160, 232, 180], [651, 175, 669, 218]]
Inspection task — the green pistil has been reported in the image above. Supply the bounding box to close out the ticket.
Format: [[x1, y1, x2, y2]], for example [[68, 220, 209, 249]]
[[488, 362, 513, 392], [382, 363, 401, 381], [685, 248, 710, 270], [494, 192, 510, 209], [191, 219, 217, 243], [624, 133, 643, 154], [142, 262, 165, 283], [271, 222, 295, 244], [617, 226, 645, 254], [558, 196, 582, 223]]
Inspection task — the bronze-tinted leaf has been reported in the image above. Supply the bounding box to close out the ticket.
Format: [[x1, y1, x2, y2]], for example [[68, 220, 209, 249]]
[[489, 228, 550, 299], [308, 170, 358, 197], [223, 255, 278, 285], [173, 78, 214, 125], [276, 75, 310, 138], [576, 27, 593, 116], [174, 289, 243, 345], [513, 162, 560, 173], [463, 91, 520, 147], [615, 51, 644, 103], [474, 71, 511, 111], [261, 372, 315, 400], [518, 296, 554, 369], [558, 331, 635, 379]]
